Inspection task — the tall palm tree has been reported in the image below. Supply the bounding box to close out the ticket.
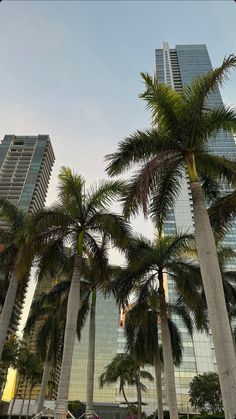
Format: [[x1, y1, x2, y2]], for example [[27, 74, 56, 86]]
[[124, 289, 189, 419], [29, 240, 118, 419], [24, 240, 72, 417], [25, 364, 43, 419], [77, 246, 117, 419], [0, 199, 32, 360], [19, 354, 42, 419], [24, 286, 67, 416], [106, 56, 236, 418], [28, 167, 131, 419], [113, 233, 194, 419], [8, 341, 36, 419], [99, 352, 153, 419]]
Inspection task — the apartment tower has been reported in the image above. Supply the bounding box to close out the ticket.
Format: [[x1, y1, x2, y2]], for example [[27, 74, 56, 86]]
[[0, 134, 55, 333]]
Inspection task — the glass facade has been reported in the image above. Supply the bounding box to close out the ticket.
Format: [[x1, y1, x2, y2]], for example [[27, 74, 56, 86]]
[[154, 42, 235, 412], [67, 44, 236, 416], [116, 43, 235, 415], [69, 293, 119, 403]]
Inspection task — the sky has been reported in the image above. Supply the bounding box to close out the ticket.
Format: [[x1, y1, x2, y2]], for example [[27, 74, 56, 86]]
[[0, 0, 236, 332]]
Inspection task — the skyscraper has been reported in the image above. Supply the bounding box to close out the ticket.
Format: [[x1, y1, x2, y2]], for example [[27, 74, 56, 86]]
[[69, 293, 119, 405], [0, 134, 55, 333], [154, 42, 236, 411], [0, 135, 55, 213], [116, 43, 236, 416], [0, 135, 55, 407]]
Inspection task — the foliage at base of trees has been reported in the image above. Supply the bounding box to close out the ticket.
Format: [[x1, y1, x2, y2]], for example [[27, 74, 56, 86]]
[[189, 372, 223, 414], [68, 400, 86, 417], [192, 415, 224, 419]]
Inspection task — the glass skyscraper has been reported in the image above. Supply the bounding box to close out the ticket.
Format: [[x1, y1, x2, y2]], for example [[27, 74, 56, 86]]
[[116, 43, 236, 415], [66, 44, 236, 416], [69, 293, 119, 404], [155, 42, 235, 412]]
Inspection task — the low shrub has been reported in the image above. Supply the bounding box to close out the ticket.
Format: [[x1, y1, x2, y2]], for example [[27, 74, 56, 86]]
[[192, 415, 224, 419]]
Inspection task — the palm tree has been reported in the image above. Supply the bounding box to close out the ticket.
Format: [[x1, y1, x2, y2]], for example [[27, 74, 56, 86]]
[[22, 355, 42, 419], [124, 289, 189, 419], [99, 352, 153, 419], [112, 233, 194, 419], [0, 199, 32, 360], [24, 287, 67, 416], [24, 241, 72, 417], [77, 246, 116, 419], [28, 167, 131, 419], [8, 342, 36, 419], [27, 239, 118, 419], [106, 56, 236, 417], [172, 243, 236, 330], [25, 365, 42, 419]]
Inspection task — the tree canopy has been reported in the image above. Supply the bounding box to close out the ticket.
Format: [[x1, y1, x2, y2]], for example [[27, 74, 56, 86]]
[[189, 372, 223, 414]]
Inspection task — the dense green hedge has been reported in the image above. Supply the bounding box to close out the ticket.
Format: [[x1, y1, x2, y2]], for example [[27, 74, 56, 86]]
[[192, 415, 224, 419]]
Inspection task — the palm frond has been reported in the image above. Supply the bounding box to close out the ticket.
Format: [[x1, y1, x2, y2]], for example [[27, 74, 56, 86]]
[[201, 105, 236, 137], [85, 180, 126, 219], [90, 212, 133, 251], [182, 54, 236, 144], [161, 233, 194, 263], [139, 370, 154, 382], [208, 190, 236, 238], [77, 292, 91, 340], [57, 167, 85, 215], [200, 173, 221, 203], [105, 128, 174, 176], [169, 302, 193, 336], [140, 72, 182, 132], [135, 152, 182, 217], [0, 198, 25, 231], [197, 153, 236, 187], [149, 158, 183, 232], [168, 318, 183, 367]]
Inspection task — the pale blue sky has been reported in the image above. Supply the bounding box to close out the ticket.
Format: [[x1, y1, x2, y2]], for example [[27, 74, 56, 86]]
[[0, 0, 235, 205], [0, 0, 235, 327]]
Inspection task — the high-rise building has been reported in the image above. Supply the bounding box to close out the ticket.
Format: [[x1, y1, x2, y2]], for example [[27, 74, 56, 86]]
[[0, 134, 55, 333], [69, 293, 119, 405], [0, 135, 55, 213], [116, 43, 236, 416], [0, 135, 55, 407], [156, 42, 236, 412]]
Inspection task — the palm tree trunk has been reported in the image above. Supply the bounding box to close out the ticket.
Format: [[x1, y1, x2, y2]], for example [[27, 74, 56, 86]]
[[55, 253, 82, 419], [154, 349, 164, 419], [0, 370, 7, 401], [85, 289, 96, 419], [121, 383, 134, 418], [19, 377, 28, 419], [0, 273, 18, 359], [26, 385, 33, 419], [36, 358, 52, 415], [8, 374, 22, 419], [136, 369, 142, 419], [191, 180, 236, 419], [159, 272, 178, 419]]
